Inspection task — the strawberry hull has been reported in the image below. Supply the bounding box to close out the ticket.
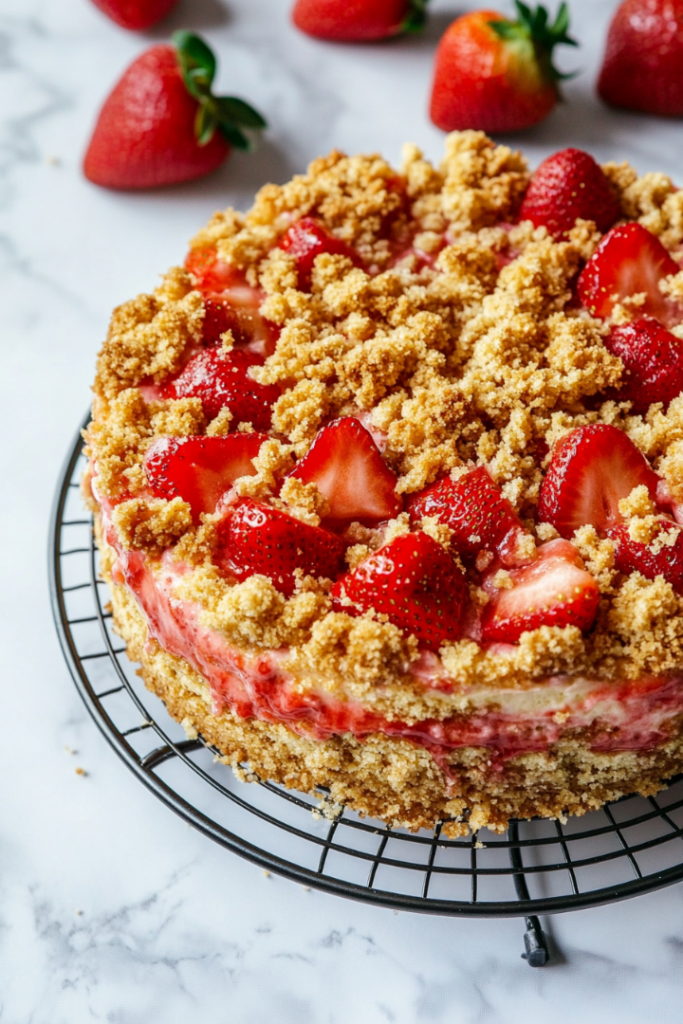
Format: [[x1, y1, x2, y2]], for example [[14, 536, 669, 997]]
[[99, 496, 683, 769]]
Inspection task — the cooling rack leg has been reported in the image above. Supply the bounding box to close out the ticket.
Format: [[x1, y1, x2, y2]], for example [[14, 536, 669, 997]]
[[521, 915, 549, 967]]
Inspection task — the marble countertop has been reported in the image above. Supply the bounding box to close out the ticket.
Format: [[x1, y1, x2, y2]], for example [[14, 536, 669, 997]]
[[4, 0, 683, 1019]]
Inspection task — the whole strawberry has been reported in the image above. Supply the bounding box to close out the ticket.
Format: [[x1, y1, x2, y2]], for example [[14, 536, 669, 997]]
[[429, 2, 577, 133], [520, 148, 622, 238], [89, 0, 178, 30], [84, 32, 266, 190], [598, 0, 683, 117], [292, 0, 428, 42]]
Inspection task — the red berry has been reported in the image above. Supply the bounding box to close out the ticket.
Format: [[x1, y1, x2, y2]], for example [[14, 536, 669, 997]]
[[429, 6, 577, 133], [278, 218, 362, 290], [608, 517, 683, 593], [215, 498, 345, 596], [186, 250, 279, 355], [332, 532, 469, 649], [163, 348, 280, 430], [288, 417, 402, 525], [83, 34, 265, 190], [185, 248, 244, 294], [538, 424, 660, 539], [481, 539, 600, 643], [145, 434, 267, 521], [598, 0, 683, 117], [577, 222, 680, 323], [89, 0, 178, 30], [292, 0, 423, 41], [603, 317, 683, 414], [407, 466, 528, 567], [520, 148, 622, 239]]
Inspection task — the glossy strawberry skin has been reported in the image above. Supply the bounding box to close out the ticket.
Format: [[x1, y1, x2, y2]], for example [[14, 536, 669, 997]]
[[598, 0, 683, 117], [278, 217, 362, 290], [603, 317, 683, 414], [577, 223, 679, 323], [407, 466, 526, 566], [288, 417, 402, 525], [481, 539, 600, 643], [215, 498, 346, 597], [608, 517, 683, 593], [145, 434, 267, 521], [84, 46, 231, 190], [163, 348, 280, 429], [89, 0, 178, 29], [538, 424, 660, 539], [292, 0, 413, 41], [332, 532, 468, 649], [429, 10, 558, 133], [520, 148, 622, 239]]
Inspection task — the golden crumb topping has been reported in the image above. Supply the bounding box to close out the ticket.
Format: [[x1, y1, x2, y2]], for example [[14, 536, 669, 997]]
[[88, 132, 683, 705]]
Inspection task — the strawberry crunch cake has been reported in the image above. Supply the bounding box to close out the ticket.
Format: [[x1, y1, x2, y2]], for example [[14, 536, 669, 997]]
[[85, 132, 683, 836]]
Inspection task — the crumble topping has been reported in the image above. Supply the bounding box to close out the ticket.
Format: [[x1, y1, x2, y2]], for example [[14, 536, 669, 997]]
[[87, 131, 683, 701]]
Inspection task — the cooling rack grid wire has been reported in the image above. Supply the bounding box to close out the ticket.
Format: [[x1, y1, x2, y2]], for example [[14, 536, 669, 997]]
[[50, 416, 683, 967]]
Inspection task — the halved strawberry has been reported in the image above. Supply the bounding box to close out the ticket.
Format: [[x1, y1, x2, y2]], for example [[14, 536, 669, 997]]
[[331, 531, 468, 649], [481, 538, 600, 643], [163, 348, 281, 429], [538, 424, 659, 538], [278, 217, 363, 290], [288, 417, 402, 525], [577, 223, 680, 323], [519, 147, 622, 239], [186, 247, 243, 294], [145, 433, 267, 521], [608, 517, 683, 594], [603, 317, 683, 414], [407, 466, 528, 566], [215, 498, 345, 596], [186, 248, 279, 355]]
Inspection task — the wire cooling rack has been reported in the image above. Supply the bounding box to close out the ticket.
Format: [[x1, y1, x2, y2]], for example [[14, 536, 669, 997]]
[[50, 417, 683, 967]]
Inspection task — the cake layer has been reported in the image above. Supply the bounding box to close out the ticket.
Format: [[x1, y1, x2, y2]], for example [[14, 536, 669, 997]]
[[100, 503, 683, 767]]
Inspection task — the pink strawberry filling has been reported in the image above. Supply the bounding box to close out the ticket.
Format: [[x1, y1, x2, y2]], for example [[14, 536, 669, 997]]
[[99, 497, 683, 766]]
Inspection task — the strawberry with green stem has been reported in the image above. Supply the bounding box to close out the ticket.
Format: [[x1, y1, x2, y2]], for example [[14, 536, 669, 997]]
[[84, 32, 267, 190], [292, 0, 429, 42], [429, 2, 578, 134]]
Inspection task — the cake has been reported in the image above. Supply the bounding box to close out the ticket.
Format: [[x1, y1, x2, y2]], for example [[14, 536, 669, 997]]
[[85, 131, 683, 837]]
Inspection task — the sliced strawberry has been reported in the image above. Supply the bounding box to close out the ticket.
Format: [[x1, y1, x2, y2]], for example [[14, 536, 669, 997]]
[[608, 517, 683, 593], [577, 223, 680, 323], [520, 148, 622, 239], [481, 538, 600, 643], [538, 424, 659, 538], [215, 498, 345, 596], [186, 247, 244, 294], [407, 466, 528, 567], [186, 249, 279, 355], [163, 348, 280, 429], [603, 317, 683, 414], [278, 217, 362, 290], [145, 434, 267, 521], [288, 417, 402, 525], [331, 531, 468, 649]]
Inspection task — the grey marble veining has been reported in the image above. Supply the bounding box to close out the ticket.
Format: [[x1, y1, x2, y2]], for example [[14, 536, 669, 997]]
[[3, 0, 683, 1019]]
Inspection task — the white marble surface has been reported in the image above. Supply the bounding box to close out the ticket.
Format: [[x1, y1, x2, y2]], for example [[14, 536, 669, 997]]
[[4, 0, 683, 1019]]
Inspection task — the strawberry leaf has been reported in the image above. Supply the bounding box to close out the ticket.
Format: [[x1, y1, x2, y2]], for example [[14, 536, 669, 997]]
[[489, 2, 578, 88], [402, 0, 430, 34], [217, 97, 267, 129], [172, 30, 267, 149], [195, 103, 220, 147], [174, 31, 216, 92]]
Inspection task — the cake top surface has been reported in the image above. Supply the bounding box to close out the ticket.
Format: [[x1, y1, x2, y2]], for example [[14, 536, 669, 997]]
[[87, 130, 683, 714]]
